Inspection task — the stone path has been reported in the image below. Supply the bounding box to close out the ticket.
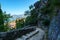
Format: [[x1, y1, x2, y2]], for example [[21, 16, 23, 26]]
[[16, 28, 45, 40]]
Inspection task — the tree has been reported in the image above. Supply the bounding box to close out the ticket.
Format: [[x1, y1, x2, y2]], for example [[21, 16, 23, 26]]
[[24, 0, 60, 40], [16, 18, 24, 29], [24, 5, 38, 26], [29, 5, 34, 10], [3, 11, 12, 31], [0, 5, 4, 32], [24, 10, 30, 16], [0, 4, 12, 32]]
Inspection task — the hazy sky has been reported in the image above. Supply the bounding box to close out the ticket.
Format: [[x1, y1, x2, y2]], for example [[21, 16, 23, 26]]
[[0, 0, 38, 15]]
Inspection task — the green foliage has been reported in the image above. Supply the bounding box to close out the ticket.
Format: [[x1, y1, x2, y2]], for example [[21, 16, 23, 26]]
[[25, 16, 31, 25], [0, 9, 4, 25], [3, 11, 12, 21], [25, 8, 38, 26], [54, 0, 60, 8], [0, 8, 4, 32], [3, 12, 12, 31], [24, 0, 60, 40], [24, 0, 60, 27], [43, 19, 50, 27], [24, 10, 30, 16], [0, 5, 12, 32], [29, 5, 33, 10], [16, 18, 24, 29]]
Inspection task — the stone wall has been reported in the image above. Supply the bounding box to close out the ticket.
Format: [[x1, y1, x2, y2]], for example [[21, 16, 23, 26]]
[[0, 27, 36, 40]]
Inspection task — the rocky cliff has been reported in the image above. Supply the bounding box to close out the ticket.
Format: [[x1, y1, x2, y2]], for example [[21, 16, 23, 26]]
[[48, 9, 60, 40]]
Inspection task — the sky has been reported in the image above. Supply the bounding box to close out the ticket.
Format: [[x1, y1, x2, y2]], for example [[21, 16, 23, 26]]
[[0, 0, 38, 15]]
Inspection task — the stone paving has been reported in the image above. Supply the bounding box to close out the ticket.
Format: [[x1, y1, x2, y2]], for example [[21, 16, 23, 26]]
[[16, 28, 45, 40]]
